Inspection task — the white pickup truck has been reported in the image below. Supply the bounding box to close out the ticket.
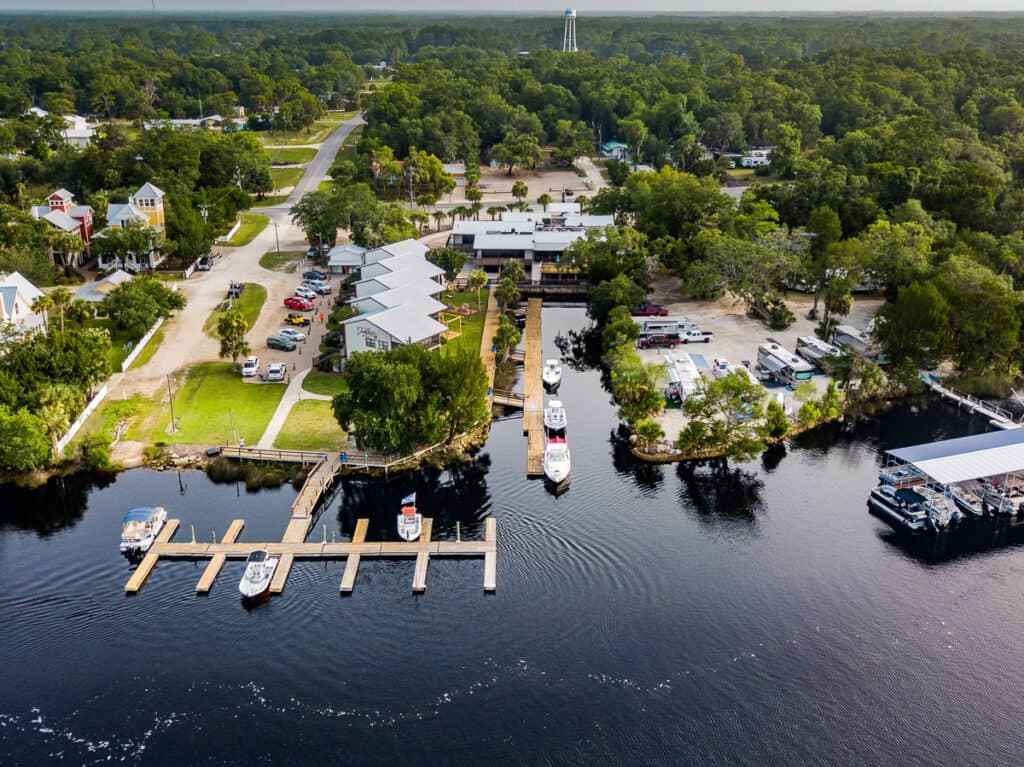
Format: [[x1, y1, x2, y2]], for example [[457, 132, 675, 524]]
[[680, 329, 714, 344]]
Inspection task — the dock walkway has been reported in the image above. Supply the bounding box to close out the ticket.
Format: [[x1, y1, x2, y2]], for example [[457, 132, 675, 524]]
[[922, 375, 1020, 428], [524, 298, 544, 476], [480, 288, 500, 408]]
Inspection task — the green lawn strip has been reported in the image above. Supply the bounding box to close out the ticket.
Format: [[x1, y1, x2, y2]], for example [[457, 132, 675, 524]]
[[202, 283, 267, 338], [129, 328, 164, 370], [160, 362, 286, 445], [332, 124, 363, 166], [439, 287, 488, 357], [268, 147, 316, 165], [302, 370, 348, 397], [270, 166, 304, 190], [257, 112, 355, 146], [250, 194, 290, 208], [224, 213, 269, 246], [273, 400, 350, 451], [72, 395, 161, 448], [259, 250, 305, 273]]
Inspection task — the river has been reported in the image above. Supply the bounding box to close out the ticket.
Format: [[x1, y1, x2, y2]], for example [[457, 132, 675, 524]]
[[2, 308, 1024, 766]]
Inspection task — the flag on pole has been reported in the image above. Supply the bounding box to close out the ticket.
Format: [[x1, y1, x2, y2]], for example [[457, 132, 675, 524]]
[[401, 492, 416, 506]]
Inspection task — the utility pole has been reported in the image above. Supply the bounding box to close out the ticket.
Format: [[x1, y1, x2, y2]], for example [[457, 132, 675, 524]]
[[229, 409, 237, 445], [273, 219, 280, 256]]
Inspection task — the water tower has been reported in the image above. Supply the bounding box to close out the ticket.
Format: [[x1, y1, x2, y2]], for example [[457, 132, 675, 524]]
[[562, 9, 577, 53]]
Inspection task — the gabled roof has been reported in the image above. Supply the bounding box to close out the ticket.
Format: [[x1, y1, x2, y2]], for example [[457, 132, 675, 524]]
[[355, 271, 444, 294], [50, 188, 74, 201], [343, 305, 447, 344], [41, 209, 81, 233], [133, 182, 165, 200], [107, 203, 148, 226], [367, 238, 429, 261], [73, 269, 133, 302], [0, 286, 16, 319], [350, 286, 447, 315], [69, 205, 93, 219], [362, 254, 444, 280]]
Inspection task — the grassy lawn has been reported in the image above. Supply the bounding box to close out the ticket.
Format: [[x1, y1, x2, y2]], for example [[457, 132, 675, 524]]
[[129, 328, 164, 370], [74, 395, 163, 448], [318, 180, 334, 192], [160, 362, 286, 445], [250, 194, 290, 208], [274, 400, 350, 451], [271, 166, 305, 190], [332, 124, 363, 166], [302, 370, 348, 397], [439, 287, 488, 357], [258, 112, 357, 146], [259, 250, 305, 273], [268, 147, 316, 165], [203, 283, 267, 338], [224, 213, 269, 246]]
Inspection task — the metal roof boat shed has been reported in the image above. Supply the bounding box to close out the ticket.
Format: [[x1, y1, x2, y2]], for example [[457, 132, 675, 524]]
[[887, 429, 1024, 484]]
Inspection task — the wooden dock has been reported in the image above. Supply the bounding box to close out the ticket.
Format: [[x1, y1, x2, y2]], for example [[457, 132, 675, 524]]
[[218, 446, 326, 464], [124, 516, 496, 595], [480, 287, 500, 408], [523, 298, 545, 476], [922, 375, 1021, 428]]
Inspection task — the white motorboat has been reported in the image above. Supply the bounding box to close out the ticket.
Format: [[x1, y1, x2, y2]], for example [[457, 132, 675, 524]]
[[949, 482, 984, 517], [397, 492, 423, 542], [544, 437, 571, 485], [120, 506, 167, 556], [543, 399, 567, 439], [542, 359, 562, 389], [238, 550, 278, 600]]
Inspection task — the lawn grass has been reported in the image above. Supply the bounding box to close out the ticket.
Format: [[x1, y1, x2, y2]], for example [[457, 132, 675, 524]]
[[268, 146, 316, 165], [331, 124, 363, 166], [160, 362, 286, 445], [74, 395, 163, 448], [257, 111, 356, 146], [259, 250, 305, 273], [273, 400, 350, 451], [250, 194, 290, 208], [203, 283, 267, 338], [129, 328, 164, 370], [271, 166, 304, 190], [224, 213, 269, 247], [439, 287, 488, 357], [302, 370, 348, 397]]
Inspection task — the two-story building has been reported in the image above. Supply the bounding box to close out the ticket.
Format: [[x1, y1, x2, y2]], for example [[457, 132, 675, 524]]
[[98, 183, 167, 273], [29, 189, 95, 269], [0, 271, 47, 337]]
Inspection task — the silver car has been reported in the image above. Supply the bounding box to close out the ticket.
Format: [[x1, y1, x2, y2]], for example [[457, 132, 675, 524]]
[[278, 327, 306, 342]]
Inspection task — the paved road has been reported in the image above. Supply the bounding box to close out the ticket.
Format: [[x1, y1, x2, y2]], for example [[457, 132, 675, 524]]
[[115, 112, 365, 400]]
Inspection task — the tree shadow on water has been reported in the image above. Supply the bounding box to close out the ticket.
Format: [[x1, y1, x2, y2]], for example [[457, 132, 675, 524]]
[[0, 471, 116, 536], [676, 459, 766, 529]]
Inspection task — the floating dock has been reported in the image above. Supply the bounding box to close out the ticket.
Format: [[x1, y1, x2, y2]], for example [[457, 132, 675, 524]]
[[523, 298, 545, 477]]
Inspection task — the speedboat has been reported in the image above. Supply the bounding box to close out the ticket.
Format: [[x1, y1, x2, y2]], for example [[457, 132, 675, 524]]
[[916, 486, 960, 529], [397, 492, 422, 542], [866, 485, 929, 532], [949, 483, 984, 517], [543, 399, 567, 439], [238, 550, 278, 600], [542, 359, 562, 390], [982, 484, 1017, 516], [120, 506, 167, 556], [544, 437, 571, 486]]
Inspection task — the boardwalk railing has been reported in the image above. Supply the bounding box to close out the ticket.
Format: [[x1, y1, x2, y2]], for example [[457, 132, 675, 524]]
[[921, 374, 1018, 423], [492, 389, 525, 408], [218, 440, 448, 473], [219, 446, 327, 464]]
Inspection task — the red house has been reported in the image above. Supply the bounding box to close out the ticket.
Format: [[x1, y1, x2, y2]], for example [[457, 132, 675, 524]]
[[30, 189, 94, 269]]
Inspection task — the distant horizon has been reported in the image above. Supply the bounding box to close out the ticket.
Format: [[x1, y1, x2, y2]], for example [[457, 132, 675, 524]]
[[5, 3, 1024, 15]]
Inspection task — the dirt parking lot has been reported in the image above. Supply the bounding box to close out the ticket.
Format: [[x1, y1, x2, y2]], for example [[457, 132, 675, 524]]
[[635, 277, 883, 444]]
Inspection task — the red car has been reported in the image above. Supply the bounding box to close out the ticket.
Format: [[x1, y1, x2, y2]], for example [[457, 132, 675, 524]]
[[284, 296, 314, 311], [631, 303, 669, 317]]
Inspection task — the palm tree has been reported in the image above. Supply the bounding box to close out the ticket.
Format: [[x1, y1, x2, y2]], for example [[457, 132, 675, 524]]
[[447, 207, 459, 228], [432, 209, 448, 231], [486, 205, 506, 221], [495, 276, 521, 309], [31, 293, 53, 329], [469, 269, 488, 311], [216, 310, 251, 370], [537, 193, 552, 211], [409, 210, 429, 234], [469, 201, 483, 221], [452, 205, 472, 221], [65, 299, 95, 328], [49, 286, 73, 332], [511, 180, 529, 203]]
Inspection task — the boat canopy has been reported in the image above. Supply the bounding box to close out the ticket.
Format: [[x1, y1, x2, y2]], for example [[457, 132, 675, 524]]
[[122, 507, 156, 523], [887, 429, 1024, 484]]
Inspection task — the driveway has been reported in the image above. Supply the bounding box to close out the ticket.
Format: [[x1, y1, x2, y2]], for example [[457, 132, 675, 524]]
[[116, 112, 364, 399]]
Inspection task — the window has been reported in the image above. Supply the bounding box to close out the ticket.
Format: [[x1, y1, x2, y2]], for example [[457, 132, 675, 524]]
[[365, 337, 377, 349]]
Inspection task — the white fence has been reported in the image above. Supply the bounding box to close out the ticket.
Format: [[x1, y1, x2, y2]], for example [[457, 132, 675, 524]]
[[218, 219, 242, 244], [56, 384, 109, 455], [120, 317, 164, 372]]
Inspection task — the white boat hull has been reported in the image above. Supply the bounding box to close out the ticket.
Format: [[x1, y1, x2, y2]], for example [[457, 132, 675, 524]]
[[544, 444, 571, 485], [239, 558, 278, 599], [398, 513, 423, 541], [120, 508, 167, 555]]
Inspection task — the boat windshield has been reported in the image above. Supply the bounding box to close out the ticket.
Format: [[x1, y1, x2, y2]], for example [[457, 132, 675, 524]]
[[122, 508, 155, 524], [246, 550, 268, 564]]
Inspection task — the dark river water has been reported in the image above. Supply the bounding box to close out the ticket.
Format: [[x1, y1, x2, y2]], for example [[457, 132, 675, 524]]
[[3, 308, 1024, 766]]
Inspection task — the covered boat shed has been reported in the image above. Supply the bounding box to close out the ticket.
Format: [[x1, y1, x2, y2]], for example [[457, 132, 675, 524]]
[[885, 429, 1024, 485]]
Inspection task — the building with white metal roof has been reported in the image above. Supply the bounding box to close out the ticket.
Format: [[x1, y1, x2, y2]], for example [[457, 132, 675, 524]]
[[885, 429, 1024, 485], [359, 254, 444, 282]]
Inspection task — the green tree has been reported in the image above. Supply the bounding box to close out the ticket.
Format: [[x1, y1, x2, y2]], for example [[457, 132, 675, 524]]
[[609, 353, 664, 424], [491, 131, 544, 176], [537, 193, 553, 211], [65, 299, 95, 328], [492, 313, 521, 363], [587, 273, 645, 325], [511, 180, 529, 203], [31, 292, 53, 330], [103, 278, 186, 339], [434, 347, 489, 442], [0, 406, 50, 470], [499, 258, 526, 284], [762, 398, 790, 439], [495, 276, 521, 309], [632, 418, 665, 453], [469, 269, 489, 311], [432, 209, 448, 231], [427, 247, 467, 287], [48, 286, 73, 333], [216, 310, 250, 370], [600, 305, 640, 356]]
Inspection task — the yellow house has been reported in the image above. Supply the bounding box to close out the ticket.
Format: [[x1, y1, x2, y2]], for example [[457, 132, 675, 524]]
[[129, 182, 165, 229]]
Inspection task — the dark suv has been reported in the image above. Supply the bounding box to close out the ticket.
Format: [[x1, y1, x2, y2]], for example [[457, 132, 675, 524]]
[[267, 334, 297, 351], [637, 334, 678, 349]]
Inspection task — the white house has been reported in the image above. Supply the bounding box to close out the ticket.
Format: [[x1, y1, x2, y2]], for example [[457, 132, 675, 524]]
[[363, 239, 430, 264], [349, 285, 447, 317], [341, 305, 447, 356], [73, 269, 133, 303], [326, 243, 368, 276], [354, 272, 446, 299], [359, 254, 444, 282], [0, 271, 47, 337], [98, 182, 167, 273]]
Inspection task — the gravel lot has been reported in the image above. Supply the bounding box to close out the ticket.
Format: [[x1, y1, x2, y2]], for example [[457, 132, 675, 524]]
[[635, 276, 883, 443]]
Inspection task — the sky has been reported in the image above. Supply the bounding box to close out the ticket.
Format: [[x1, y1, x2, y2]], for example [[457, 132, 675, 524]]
[[4, 1, 1024, 12]]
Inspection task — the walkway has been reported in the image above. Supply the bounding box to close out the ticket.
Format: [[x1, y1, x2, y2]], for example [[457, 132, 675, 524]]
[[480, 288, 500, 407], [256, 368, 332, 449]]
